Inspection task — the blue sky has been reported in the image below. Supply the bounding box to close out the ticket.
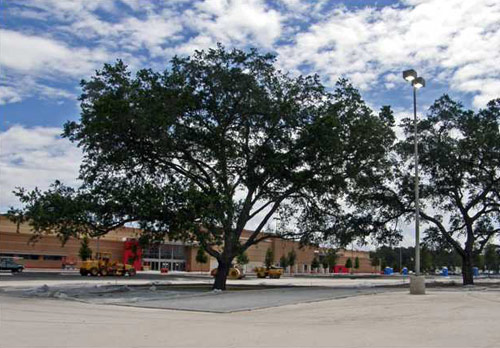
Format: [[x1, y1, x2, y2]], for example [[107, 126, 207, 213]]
[[1, 0, 499, 244]]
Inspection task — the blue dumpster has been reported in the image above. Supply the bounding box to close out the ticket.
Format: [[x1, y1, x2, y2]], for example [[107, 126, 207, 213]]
[[441, 267, 448, 276], [473, 267, 479, 276], [384, 267, 393, 275], [401, 267, 408, 275]]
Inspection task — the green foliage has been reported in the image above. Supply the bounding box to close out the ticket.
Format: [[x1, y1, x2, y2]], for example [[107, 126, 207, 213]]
[[381, 259, 387, 269], [484, 244, 499, 273], [421, 247, 433, 272], [345, 258, 353, 268], [355, 95, 500, 284], [324, 249, 337, 268], [78, 236, 92, 261], [354, 256, 360, 269], [287, 249, 297, 267], [195, 247, 208, 264], [236, 251, 249, 266], [371, 244, 463, 272], [279, 255, 289, 268], [127, 243, 139, 265], [8, 45, 397, 290], [473, 252, 485, 270], [369, 252, 380, 267], [311, 257, 320, 270], [265, 248, 275, 268], [321, 258, 328, 269]]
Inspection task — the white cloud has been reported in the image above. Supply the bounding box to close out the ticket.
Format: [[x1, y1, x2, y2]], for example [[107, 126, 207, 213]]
[[8, 0, 119, 22], [191, 0, 283, 48], [277, 0, 500, 107], [0, 29, 110, 78], [1, 74, 76, 105], [0, 86, 22, 105], [2, 0, 499, 109], [0, 125, 81, 211]]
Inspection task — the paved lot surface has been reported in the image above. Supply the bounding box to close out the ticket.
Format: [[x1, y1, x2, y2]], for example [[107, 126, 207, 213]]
[[1, 288, 499, 348], [2, 269, 469, 288], [113, 286, 403, 313], [0, 270, 411, 289], [0, 280, 404, 313]]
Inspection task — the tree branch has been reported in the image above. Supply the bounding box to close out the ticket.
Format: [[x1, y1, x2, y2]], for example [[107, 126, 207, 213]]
[[419, 211, 465, 257]]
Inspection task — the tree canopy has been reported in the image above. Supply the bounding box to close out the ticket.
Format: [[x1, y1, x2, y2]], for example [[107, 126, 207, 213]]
[[195, 247, 209, 264], [345, 258, 352, 268], [8, 45, 396, 289], [484, 244, 499, 273], [236, 251, 249, 266], [287, 249, 297, 269], [322, 249, 338, 269], [279, 255, 289, 269], [264, 248, 274, 268], [352, 95, 500, 284], [78, 236, 92, 261]]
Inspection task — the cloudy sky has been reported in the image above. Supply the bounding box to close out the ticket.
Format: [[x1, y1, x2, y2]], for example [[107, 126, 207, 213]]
[[1, 0, 499, 244]]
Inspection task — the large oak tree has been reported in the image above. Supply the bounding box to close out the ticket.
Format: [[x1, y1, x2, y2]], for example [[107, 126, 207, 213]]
[[349, 95, 500, 285], [9, 46, 395, 289]]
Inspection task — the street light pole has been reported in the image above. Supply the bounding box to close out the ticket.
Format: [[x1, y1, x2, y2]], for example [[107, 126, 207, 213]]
[[413, 85, 420, 276], [403, 69, 426, 294]]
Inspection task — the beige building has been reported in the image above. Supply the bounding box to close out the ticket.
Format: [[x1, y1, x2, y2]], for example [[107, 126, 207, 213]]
[[0, 216, 379, 273]]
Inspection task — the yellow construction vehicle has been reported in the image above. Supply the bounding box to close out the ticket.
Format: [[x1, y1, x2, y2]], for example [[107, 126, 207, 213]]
[[80, 252, 137, 277], [255, 266, 283, 279], [210, 266, 245, 279]]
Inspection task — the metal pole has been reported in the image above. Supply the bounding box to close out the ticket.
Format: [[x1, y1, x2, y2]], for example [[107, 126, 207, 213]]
[[400, 245, 402, 271], [158, 243, 161, 271], [414, 86, 421, 276]]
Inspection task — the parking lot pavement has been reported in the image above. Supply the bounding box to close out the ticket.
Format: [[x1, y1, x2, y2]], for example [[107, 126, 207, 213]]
[[4, 270, 496, 294], [1, 288, 499, 348], [0, 279, 405, 313], [116, 286, 403, 312], [0, 271, 407, 289]]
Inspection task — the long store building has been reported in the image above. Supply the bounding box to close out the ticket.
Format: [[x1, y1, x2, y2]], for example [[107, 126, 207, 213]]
[[0, 216, 379, 273]]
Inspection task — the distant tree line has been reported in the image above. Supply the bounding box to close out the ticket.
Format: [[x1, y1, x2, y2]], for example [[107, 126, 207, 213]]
[[370, 243, 500, 273]]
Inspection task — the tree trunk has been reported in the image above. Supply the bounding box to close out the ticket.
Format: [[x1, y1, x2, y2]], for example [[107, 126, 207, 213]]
[[213, 259, 230, 290], [462, 254, 474, 285]]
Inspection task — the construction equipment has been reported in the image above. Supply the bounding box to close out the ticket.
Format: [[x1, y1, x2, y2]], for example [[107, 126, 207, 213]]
[[80, 252, 137, 277], [210, 266, 245, 279], [255, 266, 283, 279]]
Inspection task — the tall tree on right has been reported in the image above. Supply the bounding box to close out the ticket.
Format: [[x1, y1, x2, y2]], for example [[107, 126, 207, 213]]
[[484, 244, 499, 273], [358, 96, 500, 285]]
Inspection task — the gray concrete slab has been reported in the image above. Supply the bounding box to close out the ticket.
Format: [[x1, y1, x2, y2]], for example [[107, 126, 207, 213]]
[[1, 280, 404, 313], [113, 286, 402, 312]]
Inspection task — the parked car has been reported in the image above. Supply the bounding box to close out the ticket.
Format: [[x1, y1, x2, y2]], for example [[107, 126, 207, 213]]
[[0, 258, 24, 273]]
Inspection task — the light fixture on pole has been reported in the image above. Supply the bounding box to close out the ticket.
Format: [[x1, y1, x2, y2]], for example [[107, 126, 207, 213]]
[[403, 69, 417, 82], [402, 68, 426, 295]]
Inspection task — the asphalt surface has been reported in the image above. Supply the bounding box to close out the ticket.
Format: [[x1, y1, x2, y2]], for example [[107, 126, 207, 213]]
[[0, 269, 210, 281], [4, 270, 490, 314], [1, 280, 404, 313], [116, 286, 403, 313], [0, 270, 409, 313]]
